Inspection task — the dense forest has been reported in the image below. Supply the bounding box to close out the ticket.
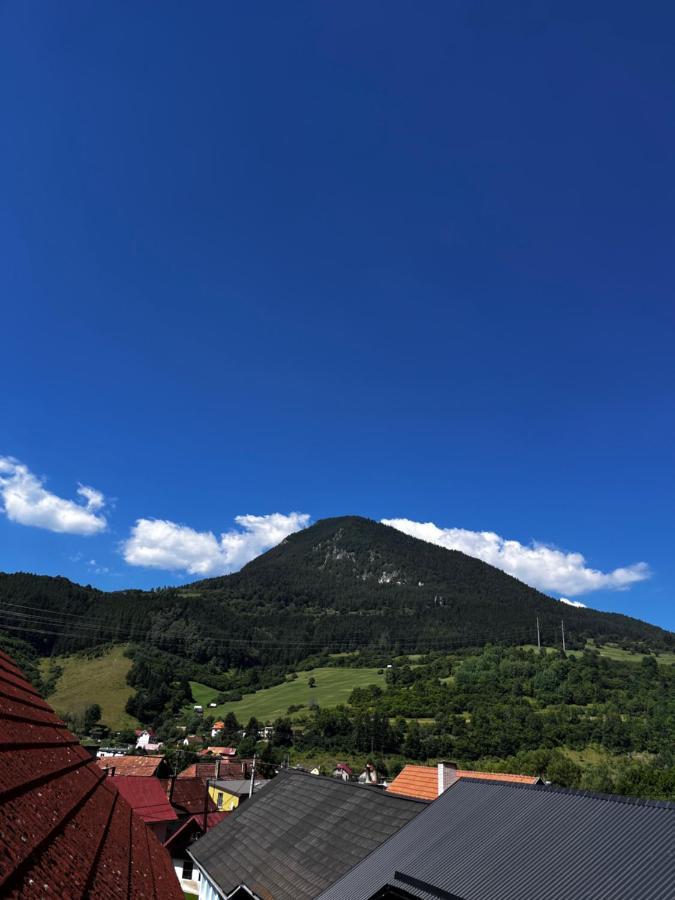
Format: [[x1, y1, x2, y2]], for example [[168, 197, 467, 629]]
[[205, 646, 675, 801]]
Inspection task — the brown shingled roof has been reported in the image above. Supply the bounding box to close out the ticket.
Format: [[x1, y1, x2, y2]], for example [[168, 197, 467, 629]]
[[96, 754, 168, 777], [0, 649, 182, 900], [387, 764, 540, 800]]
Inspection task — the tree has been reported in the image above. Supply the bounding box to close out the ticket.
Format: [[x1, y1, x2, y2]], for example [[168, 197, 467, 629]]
[[84, 703, 102, 733], [308, 676, 317, 688], [272, 717, 294, 747]]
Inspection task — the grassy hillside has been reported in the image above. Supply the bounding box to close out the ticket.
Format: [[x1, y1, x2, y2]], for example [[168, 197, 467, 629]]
[[191, 666, 386, 723], [39, 645, 139, 731], [520, 642, 675, 665]]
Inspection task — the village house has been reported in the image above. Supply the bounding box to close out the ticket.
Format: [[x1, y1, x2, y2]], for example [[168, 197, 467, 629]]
[[386, 761, 541, 800], [0, 648, 182, 899], [135, 728, 163, 752], [210, 720, 226, 738], [189, 769, 426, 900], [164, 812, 228, 895], [208, 777, 268, 811], [316, 777, 675, 900]]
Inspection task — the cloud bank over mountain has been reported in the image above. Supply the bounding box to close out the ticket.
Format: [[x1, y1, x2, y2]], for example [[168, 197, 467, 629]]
[[122, 512, 311, 576], [381, 518, 650, 597]]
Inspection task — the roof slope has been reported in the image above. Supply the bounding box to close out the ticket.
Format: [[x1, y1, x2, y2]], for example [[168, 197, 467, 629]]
[[387, 764, 539, 801], [0, 649, 182, 900], [108, 776, 178, 825], [159, 777, 218, 816], [318, 778, 675, 900], [190, 769, 427, 900], [96, 755, 165, 777], [163, 812, 228, 854]]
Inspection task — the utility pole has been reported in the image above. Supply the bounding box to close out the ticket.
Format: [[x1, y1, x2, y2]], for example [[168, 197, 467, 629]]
[[249, 753, 257, 799], [536, 616, 541, 650], [561, 619, 566, 654], [203, 778, 210, 833]]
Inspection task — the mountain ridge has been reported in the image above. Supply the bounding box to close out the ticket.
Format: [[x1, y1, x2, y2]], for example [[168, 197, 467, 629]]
[[0, 517, 670, 667]]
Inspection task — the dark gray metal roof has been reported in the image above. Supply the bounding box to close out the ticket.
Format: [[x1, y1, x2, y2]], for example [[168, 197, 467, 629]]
[[317, 778, 675, 900], [189, 768, 427, 900]]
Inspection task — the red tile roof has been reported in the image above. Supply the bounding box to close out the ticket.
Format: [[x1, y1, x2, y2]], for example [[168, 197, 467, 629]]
[[0, 648, 182, 900], [387, 764, 541, 800], [96, 755, 166, 777], [178, 758, 252, 780], [108, 776, 178, 825], [159, 777, 218, 817]]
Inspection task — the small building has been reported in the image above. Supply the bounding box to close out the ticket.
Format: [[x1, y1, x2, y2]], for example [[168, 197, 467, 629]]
[[107, 774, 178, 843], [199, 745, 237, 758], [183, 734, 203, 748], [358, 763, 378, 785], [208, 778, 268, 812], [135, 728, 155, 749], [332, 762, 353, 781], [164, 812, 228, 896]]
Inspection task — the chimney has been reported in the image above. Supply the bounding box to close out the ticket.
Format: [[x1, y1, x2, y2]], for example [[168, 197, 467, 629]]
[[215, 757, 221, 779], [437, 761, 458, 795]]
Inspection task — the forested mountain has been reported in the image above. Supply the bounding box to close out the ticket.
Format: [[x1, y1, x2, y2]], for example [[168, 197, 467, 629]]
[[0, 517, 671, 670]]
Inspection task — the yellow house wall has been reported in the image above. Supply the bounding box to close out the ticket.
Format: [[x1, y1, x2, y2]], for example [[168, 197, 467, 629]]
[[208, 785, 240, 812]]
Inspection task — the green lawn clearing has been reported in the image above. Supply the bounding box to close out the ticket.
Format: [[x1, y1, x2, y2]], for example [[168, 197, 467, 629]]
[[191, 666, 386, 723], [39, 644, 139, 731]]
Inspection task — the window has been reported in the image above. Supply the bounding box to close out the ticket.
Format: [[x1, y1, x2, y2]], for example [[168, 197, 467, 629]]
[[216, 792, 224, 809], [182, 859, 194, 880]]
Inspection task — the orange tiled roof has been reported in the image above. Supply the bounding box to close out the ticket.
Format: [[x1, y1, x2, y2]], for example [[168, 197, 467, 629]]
[[387, 764, 539, 800]]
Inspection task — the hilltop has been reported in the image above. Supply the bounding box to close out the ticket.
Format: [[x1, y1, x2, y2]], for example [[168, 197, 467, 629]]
[[0, 517, 671, 669]]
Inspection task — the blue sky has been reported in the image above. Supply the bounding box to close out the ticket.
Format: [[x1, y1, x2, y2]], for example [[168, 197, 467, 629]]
[[1, 2, 673, 629]]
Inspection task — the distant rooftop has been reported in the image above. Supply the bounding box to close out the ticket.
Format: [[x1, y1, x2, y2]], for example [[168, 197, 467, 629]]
[[96, 754, 167, 777], [387, 763, 540, 801]]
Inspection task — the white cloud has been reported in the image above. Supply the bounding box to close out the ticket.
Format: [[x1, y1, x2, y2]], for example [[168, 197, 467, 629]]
[[0, 456, 107, 536], [77, 484, 105, 512], [381, 518, 650, 597], [560, 597, 587, 608], [122, 512, 311, 576]]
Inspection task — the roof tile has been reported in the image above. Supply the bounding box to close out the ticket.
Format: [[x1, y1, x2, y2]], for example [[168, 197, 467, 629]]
[[0, 651, 181, 899]]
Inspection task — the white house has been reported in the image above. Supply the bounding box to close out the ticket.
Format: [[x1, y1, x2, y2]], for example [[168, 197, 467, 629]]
[[135, 729, 155, 750]]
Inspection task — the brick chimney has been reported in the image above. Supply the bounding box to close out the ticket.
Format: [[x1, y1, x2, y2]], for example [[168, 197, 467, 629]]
[[437, 761, 458, 795]]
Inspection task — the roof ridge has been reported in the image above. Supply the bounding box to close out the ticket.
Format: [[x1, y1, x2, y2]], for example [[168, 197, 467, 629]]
[[455, 778, 675, 809]]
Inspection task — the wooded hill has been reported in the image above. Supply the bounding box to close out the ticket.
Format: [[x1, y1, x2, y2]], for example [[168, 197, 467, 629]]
[[0, 517, 671, 671]]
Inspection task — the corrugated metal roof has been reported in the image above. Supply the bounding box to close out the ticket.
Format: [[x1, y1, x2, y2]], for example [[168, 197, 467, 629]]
[[190, 768, 427, 900], [0, 649, 181, 900], [318, 778, 675, 900]]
